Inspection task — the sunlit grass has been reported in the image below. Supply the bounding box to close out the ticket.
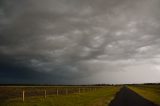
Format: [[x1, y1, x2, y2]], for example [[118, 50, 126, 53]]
[[129, 85, 160, 105]]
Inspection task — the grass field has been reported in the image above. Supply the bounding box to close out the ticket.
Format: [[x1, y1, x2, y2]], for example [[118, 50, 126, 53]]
[[0, 86, 121, 106], [129, 85, 160, 105], [1, 85, 160, 106]]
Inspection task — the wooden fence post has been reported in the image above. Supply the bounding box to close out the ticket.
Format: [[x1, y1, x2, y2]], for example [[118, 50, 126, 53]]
[[66, 88, 68, 95], [79, 88, 81, 94], [57, 88, 59, 96], [22, 90, 25, 102], [44, 90, 47, 98]]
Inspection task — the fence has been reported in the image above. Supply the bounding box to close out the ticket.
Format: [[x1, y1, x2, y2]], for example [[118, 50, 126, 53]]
[[0, 86, 101, 102]]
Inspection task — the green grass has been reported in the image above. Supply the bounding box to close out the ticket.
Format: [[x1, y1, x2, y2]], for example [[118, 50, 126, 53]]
[[129, 85, 160, 105], [1, 86, 120, 106]]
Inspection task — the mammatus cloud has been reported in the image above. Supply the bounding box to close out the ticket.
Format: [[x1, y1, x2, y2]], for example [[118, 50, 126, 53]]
[[0, 0, 160, 84]]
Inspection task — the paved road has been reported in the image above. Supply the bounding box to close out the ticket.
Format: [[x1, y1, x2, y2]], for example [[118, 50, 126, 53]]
[[109, 87, 158, 106]]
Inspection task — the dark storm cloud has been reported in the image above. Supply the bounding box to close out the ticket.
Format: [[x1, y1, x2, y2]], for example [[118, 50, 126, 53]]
[[0, 0, 160, 84]]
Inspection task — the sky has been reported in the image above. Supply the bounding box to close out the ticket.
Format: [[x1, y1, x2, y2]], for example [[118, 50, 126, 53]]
[[0, 0, 160, 84]]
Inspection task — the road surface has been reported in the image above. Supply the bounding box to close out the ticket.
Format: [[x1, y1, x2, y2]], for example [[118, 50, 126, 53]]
[[109, 87, 158, 106]]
